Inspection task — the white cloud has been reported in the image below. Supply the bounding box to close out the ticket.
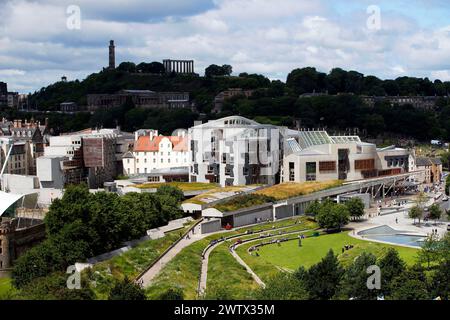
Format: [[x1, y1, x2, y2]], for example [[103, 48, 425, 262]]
[[1, 0, 450, 93]]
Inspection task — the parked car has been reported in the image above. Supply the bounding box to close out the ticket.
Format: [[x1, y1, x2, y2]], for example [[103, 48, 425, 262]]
[[443, 196, 449, 201]]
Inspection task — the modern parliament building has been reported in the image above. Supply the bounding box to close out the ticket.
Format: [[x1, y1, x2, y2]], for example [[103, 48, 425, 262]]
[[188, 116, 415, 187]]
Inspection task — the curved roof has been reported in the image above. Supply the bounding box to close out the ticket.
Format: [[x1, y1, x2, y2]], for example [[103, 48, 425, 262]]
[[0, 191, 24, 217]]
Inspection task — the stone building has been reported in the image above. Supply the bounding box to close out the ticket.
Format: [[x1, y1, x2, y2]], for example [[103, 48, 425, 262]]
[[0, 217, 45, 272], [212, 88, 254, 113], [87, 90, 190, 111], [361, 95, 440, 110], [415, 157, 443, 184], [122, 129, 189, 177]]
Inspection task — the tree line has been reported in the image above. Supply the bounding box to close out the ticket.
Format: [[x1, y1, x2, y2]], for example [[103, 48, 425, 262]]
[[9, 184, 185, 298], [17, 65, 450, 142]]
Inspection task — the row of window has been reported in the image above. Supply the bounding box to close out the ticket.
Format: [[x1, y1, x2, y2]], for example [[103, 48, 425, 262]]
[[129, 158, 187, 164]]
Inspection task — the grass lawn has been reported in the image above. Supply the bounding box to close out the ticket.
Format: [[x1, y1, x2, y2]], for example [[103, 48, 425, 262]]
[[87, 220, 196, 299], [255, 181, 343, 201], [146, 216, 318, 300], [184, 185, 259, 205], [135, 182, 217, 192], [206, 241, 260, 299], [0, 278, 12, 297], [243, 232, 418, 276]]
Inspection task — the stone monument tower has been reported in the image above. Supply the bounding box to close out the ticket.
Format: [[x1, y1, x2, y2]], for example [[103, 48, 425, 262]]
[[109, 40, 116, 69]]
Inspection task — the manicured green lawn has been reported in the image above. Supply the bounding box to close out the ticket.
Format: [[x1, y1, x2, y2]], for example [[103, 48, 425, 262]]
[[146, 216, 317, 300], [0, 278, 12, 297], [252, 232, 418, 272]]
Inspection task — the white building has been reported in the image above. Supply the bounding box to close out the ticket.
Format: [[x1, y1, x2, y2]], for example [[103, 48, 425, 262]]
[[189, 116, 283, 187], [122, 130, 189, 176], [282, 130, 415, 183]]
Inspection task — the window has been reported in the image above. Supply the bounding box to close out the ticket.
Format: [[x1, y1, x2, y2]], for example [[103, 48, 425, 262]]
[[306, 162, 316, 181], [208, 165, 214, 174], [319, 161, 336, 172], [355, 159, 375, 170], [289, 162, 295, 182]]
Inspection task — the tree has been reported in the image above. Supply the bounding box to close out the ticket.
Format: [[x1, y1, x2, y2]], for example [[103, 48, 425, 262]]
[[205, 64, 232, 77], [316, 201, 350, 231], [256, 273, 308, 300], [428, 203, 442, 224], [304, 250, 344, 300], [108, 278, 146, 300], [445, 175, 450, 195], [378, 248, 406, 296], [418, 234, 442, 269], [338, 252, 379, 300], [136, 62, 165, 74], [345, 197, 365, 221], [430, 259, 450, 299], [117, 62, 137, 73], [408, 206, 423, 225], [389, 265, 430, 300], [158, 288, 185, 300], [305, 200, 321, 217]]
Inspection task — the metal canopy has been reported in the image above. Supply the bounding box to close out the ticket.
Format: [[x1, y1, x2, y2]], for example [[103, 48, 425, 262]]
[[0, 191, 24, 217]]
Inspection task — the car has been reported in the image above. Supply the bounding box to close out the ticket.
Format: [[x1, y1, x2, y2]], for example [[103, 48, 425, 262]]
[[443, 196, 449, 201], [447, 224, 450, 231]]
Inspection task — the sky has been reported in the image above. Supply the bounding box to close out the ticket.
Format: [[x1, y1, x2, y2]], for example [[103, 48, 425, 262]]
[[1, 0, 450, 93]]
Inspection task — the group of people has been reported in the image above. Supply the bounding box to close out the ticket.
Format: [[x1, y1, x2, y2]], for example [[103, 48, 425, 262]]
[[341, 244, 354, 253]]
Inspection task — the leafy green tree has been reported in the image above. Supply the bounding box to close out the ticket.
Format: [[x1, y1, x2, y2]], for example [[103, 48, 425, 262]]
[[205, 64, 232, 77], [156, 185, 184, 203], [304, 250, 344, 300], [344, 197, 365, 221], [316, 201, 350, 231], [136, 62, 165, 74], [418, 235, 444, 269], [108, 277, 146, 300], [409, 206, 423, 225], [305, 200, 321, 217], [255, 273, 308, 300], [378, 248, 406, 297], [428, 204, 442, 224], [158, 288, 185, 300], [430, 259, 450, 299], [338, 252, 379, 300], [117, 62, 137, 73], [389, 265, 430, 300]]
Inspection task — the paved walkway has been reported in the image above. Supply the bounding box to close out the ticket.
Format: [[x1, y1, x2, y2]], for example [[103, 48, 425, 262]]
[[139, 223, 209, 287], [350, 193, 448, 239]]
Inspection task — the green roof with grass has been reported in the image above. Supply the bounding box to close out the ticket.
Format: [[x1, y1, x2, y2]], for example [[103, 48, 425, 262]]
[[135, 182, 218, 192]]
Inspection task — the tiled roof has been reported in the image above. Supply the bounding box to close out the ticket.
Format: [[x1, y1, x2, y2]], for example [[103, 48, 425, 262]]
[[416, 157, 432, 166], [134, 135, 188, 152]]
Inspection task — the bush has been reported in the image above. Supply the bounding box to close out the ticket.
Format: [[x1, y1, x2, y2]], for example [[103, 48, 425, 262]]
[[214, 194, 276, 212], [108, 278, 146, 300]]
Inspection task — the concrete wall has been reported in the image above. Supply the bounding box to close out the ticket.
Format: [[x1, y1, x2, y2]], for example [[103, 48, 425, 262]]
[[201, 219, 222, 234], [233, 206, 273, 228]]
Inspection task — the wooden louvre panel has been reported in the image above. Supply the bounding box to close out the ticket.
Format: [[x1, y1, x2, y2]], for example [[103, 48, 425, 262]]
[[355, 159, 375, 170], [319, 161, 336, 172]]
